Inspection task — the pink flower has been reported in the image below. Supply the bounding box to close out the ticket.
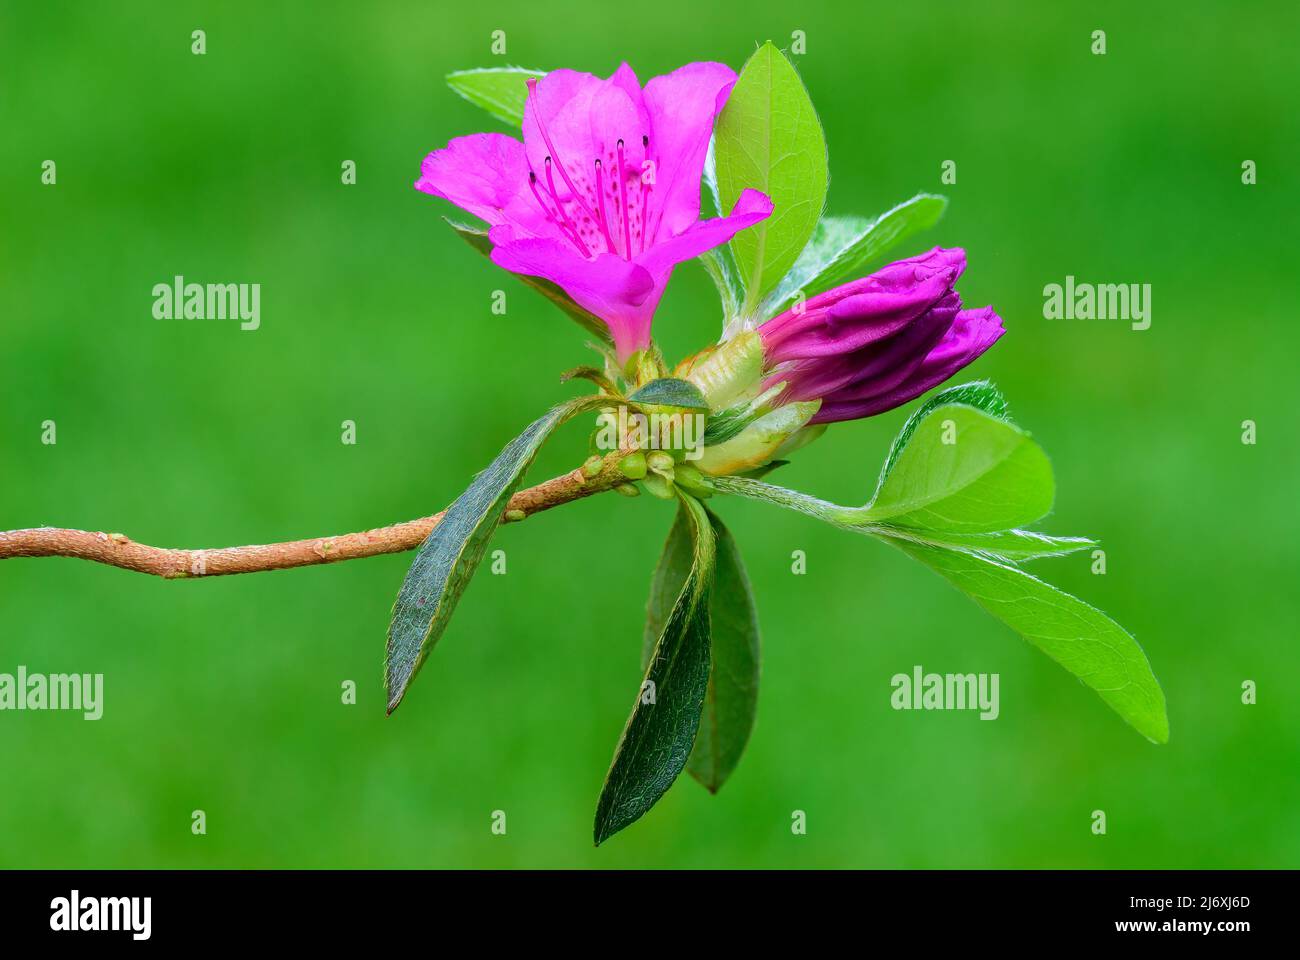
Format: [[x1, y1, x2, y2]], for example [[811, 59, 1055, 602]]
[[758, 248, 1005, 424], [416, 62, 773, 361]]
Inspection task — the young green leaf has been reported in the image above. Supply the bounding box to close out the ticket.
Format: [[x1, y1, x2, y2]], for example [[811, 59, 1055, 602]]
[[763, 195, 949, 315], [889, 540, 1169, 744], [446, 219, 613, 345], [386, 395, 605, 713], [714, 42, 828, 315], [643, 508, 761, 793], [861, 404, 1054, 533], [707, 400, 1051, 536], [596, 495, 716, 844], [880, 380, 1009, 481], [446, 67, 545, 128], [869, 526, 1096, 563]]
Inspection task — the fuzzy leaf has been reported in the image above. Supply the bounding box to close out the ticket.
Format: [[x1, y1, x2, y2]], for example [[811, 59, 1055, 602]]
[[596, 495, 715, 844], [643, 508, 760, 793], [628, 377, 709, 410], [386, 395, 604, 712]]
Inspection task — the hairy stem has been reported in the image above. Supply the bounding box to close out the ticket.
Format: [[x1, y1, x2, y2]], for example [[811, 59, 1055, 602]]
[[0, 450, 632, 580]]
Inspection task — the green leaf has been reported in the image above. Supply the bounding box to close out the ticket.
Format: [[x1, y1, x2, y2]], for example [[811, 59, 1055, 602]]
[[763, 195, 949, 315], [689, 510, 760, 791], [880, 380, 1009, 481], [643, 509, 761, 793], [714, 42, 828, 315], [861, 403, 1054, 533], [446, 219, 613, 345], [386, 395, 604, 713], [445, 67, 545, 128], [890, 540, 1169, 744], [707, 401, 1051, 536], [596, 495, 716, 844], [698, 138, 746, 319], [628, 377, 709, 410], [871, 527, 1097, 563]]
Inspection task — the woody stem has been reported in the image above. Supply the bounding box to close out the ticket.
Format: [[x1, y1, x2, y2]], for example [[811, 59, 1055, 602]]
[[0, 450, 632, 580]]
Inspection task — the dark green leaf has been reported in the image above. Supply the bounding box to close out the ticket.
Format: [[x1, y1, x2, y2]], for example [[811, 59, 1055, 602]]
[[890, 540, 1169, 743], [386, 395, 604, 713], [689, 510, 760, 791], [446, 219, 613, 345], [596, 495, 715, 844], [446, 67, 545, 127], [714, 42, 828, 314], [763, 196, 949, 315], [642, 509, 761, 793], [628, 377, 709, 410]]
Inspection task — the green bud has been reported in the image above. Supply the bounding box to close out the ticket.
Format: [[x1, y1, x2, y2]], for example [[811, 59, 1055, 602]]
[[646, 451, 676, 477], [696, 401, 821, 476], [672, 463, 712, 498], [677, 330, 764, 410], [618, 451, 647, 480], [773, 422, 828, 459], [613, 482, 641, 498], [641, 473, 675, 500], [582, 455, 603, 478], [504, 509, 526, 522]]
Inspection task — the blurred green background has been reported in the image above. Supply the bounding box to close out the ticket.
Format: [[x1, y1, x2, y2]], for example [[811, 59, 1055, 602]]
[[2, 1, 1297, 868]]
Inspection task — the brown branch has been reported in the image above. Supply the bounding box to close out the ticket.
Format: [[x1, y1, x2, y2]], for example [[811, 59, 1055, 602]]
[[0, 450, 633, 580]]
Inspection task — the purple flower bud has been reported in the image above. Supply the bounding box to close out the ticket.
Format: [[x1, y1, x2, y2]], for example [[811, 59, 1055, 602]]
[[757, 247, 1004, 424]]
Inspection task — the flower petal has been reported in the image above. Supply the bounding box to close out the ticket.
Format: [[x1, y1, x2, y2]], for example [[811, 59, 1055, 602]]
[[642, 61, 737, 240], [635, 188, 773, 278], [811, 306, 1005, 423], [489, 231, 657, 359], [781, 292, 961, 401], [760, 247, 967, 362], [415, 133, 554, 236], [522, 68, 650, 258]]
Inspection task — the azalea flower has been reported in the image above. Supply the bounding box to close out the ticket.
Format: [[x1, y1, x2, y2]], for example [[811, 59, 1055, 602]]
[[416, 62, 773, 361], [758, 247, 1005, 423]]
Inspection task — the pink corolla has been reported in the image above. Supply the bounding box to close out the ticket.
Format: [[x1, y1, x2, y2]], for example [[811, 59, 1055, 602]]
[[758, 248, 1005, 424], [416, 62, 773, 361]]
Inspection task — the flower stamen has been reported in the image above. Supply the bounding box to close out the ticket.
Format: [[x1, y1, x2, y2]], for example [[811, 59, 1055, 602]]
[[593, 159, 617, 254], [639, 134, 652, 254], [543, 157, 592, 258], [616, 138, 632, 261], [526, 79, 601, 231]]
